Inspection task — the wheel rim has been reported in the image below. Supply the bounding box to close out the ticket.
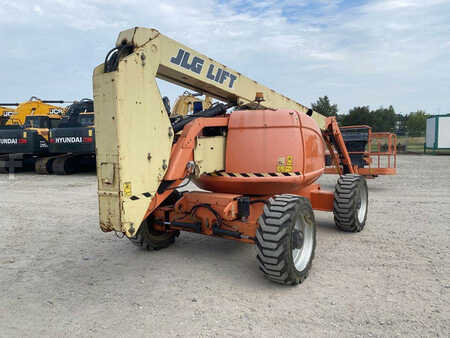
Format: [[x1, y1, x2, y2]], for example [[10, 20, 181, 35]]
[[145, 219, 174, 241], [292, 215, 314, 272], [357, 181, 368, 223]]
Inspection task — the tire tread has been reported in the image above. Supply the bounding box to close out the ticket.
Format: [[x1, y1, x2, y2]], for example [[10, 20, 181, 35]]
[[255, 195, 316, 285], [333, 174, 368, 232]]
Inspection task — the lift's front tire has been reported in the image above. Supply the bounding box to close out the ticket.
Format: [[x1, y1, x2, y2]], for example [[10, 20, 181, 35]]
[[333, 174, 368, 232], [129, 217, 179, 250], [256, 195, 316, 285]]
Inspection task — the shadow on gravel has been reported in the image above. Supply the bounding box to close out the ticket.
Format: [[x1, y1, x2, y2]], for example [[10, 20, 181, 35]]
[[64, 233, 279, 291], [316, 220, 340, 234], [365, 184, 390, 192]]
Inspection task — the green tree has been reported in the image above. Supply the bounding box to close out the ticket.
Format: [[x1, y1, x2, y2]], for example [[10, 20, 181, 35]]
[[311, 96, 338, 117], [407, 110, 427, 136], [341, 106, 373, 126], [336, 114, 345, 125], [395, 114, 408, 135], [371, 105, 396, 132]]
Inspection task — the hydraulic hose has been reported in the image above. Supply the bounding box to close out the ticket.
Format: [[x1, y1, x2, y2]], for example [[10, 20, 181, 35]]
[[171, 102, 233, 133]]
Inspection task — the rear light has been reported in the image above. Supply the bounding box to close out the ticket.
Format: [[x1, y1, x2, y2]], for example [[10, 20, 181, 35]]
[[83, 137, 93, 143], [50, 138, 55, 143], [18, 139, 27, 144]]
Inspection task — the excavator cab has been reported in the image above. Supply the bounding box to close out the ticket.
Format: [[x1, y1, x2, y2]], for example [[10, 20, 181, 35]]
[[0, 99, 66, 172], [23, 115, 62, 133], [0, 115, 57, 158], [59, 99, 94, 128], [79, 113, 95, 127], [23, 116, 51, 129], [37, 99, 96, 175]]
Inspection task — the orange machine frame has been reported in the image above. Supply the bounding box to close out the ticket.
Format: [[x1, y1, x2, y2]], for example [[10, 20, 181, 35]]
[[147, 115, 350, 244]]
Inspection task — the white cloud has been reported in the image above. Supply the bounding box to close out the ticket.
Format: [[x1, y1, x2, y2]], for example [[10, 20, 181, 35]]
[[33, 5, 43, 15], [0, 0, 449, 114], [364, 0, 448, 11]]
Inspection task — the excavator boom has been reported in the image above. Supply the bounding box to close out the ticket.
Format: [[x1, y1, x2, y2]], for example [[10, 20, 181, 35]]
[[0, 98, 66, 127]]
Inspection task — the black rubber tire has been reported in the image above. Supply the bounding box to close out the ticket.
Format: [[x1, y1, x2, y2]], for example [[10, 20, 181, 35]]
[[128, 217, 179, 250], [333, 174, 368, 232], [256, 194, 316, 285]]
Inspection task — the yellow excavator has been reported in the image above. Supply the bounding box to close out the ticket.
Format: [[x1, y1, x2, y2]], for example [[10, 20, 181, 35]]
[[38, 99, 96, 174], [171, 91, 212, 116], [0, 96, 65, 127], [0, 97, 68, 172], [0, 106, 17, 126], [28, 93, 212, 175]]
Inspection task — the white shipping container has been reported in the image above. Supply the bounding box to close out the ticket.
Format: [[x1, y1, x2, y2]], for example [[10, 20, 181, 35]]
[[426, 115, 450, 150]]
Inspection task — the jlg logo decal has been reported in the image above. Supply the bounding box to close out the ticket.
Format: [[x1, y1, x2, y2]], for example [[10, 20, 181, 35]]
[[170, 48, 238, 89]]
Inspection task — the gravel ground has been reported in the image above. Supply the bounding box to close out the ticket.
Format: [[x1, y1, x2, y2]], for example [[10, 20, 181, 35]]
[[0, 155, 449, 337]]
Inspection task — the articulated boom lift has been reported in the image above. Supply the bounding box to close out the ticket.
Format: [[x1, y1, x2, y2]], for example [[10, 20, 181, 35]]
[[94, 27, 368, 285]]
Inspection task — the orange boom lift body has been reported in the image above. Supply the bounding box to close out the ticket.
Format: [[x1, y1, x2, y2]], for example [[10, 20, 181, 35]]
[[94, 27, 368, 285]]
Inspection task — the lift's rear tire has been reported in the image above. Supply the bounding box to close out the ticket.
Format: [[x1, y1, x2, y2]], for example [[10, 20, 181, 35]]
[[128, 217, 179, 250], [333, 174, 368, 232], [256, 195, 316, 285]]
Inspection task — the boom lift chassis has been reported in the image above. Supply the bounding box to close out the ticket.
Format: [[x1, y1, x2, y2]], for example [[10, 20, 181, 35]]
[[94, 27, 369, 285]]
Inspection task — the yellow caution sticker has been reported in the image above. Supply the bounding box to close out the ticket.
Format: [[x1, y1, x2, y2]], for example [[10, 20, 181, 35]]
[[286, 155, 293, 166], [276, 155, 293, 173], [276, 165, 293, 173], [123, 182, 132, 197]]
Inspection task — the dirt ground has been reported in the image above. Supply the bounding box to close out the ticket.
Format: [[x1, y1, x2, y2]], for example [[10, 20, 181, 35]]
[[0, 155, 449, 337]]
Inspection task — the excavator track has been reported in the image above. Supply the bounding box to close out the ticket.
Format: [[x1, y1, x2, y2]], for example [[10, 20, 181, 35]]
[[0, 153, 33, 173], [35, 156, 55, 174], [0, 154, 8, 173], [34, 154, 95, 175], [35, 154, 74, 174], [52, 156, 75, 175]]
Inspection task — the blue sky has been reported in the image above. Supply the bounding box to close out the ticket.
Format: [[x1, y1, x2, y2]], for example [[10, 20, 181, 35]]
[[1, 0, 449, 114]]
